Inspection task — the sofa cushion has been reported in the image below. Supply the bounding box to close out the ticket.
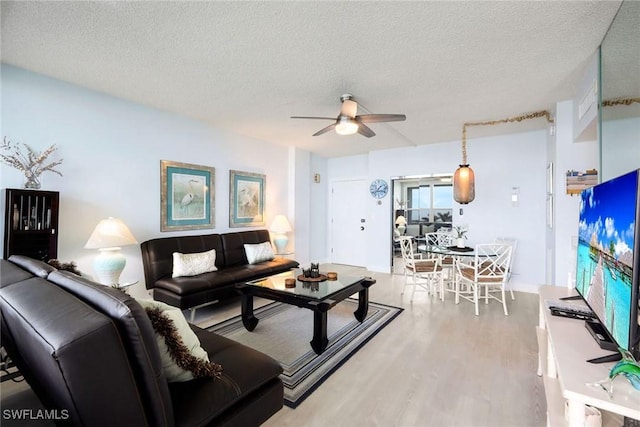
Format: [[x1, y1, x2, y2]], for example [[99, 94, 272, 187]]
[[47, 271, 174, 426], [236, 258, 299, 280], [155, 270, 236, 296], [244, 242, 275, 264], [221, 230, 271, 267], [153, 256, 299, 297], [141, 234, 225, 289], [7, 255, 56, 278], [169, 326, 283, 426], [1, 259, 35, 288], [172, 249, 218, 278], [137, 298, 222, 382]]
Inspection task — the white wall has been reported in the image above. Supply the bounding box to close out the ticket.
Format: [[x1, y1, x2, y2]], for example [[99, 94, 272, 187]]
[[290, 146, 328, 266], [308, 153, 328, 263], [553, 100, 599, 289], [0, 65, 301, 298], [456, 131, 546, 294], [601, 116, 640, 181], [327, 131, 549, 293], [545, 114, 557, 286]]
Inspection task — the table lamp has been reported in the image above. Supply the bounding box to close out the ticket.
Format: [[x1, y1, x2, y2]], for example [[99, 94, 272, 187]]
[[85, 217, 138, 285], [395, 215, 407, 235], [270, 214, 292, 254]]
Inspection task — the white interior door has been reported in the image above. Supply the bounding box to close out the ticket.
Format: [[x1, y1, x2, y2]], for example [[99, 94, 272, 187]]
[[331, 179, 367, 266]]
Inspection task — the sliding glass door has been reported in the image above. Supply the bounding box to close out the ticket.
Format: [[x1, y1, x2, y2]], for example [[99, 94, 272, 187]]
[[391, 175, 453, 267]]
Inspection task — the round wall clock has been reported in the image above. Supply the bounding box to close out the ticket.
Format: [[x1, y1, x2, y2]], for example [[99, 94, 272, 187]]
[[369, 179, 389, 199]]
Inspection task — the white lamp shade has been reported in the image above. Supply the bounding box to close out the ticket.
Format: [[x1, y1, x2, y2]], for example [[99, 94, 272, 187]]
[[85, 217, 137, 285], [85, 217, 137, 249], [270, 215, 292, 233], [395, 215, 407, 226]]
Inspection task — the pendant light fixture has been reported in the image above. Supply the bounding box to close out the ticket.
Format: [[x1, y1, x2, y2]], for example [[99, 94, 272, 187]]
[[453, 110, 555, 205], [453, 125, 475, 204]]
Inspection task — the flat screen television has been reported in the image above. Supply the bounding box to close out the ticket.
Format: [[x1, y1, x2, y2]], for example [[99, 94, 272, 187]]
[[575, 168, 640, 361]]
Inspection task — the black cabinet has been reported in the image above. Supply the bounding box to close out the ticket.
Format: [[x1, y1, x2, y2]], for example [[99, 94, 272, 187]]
[[3, 188, 59, 261]]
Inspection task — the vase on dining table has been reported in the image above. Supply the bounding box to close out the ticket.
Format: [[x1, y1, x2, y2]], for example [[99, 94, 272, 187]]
[[456, 237, 465, 248]]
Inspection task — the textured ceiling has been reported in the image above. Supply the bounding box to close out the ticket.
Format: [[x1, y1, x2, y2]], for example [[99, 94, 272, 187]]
[[0, 1, 622, 158]]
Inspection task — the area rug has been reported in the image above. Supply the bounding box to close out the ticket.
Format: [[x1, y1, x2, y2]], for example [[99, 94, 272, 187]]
[[205, 299, 402, 408]]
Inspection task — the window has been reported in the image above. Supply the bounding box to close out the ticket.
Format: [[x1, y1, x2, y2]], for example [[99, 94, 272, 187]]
[[404, 180, 452, 227], [392, 175, 453, 259], [407, 185, 430, 223], [433, 184, 453, 224]]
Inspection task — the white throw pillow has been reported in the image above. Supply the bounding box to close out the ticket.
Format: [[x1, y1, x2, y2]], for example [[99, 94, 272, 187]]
[[244, 242, 275, 264], [172, 249, 217, 278], [136, 298, 215, 382]]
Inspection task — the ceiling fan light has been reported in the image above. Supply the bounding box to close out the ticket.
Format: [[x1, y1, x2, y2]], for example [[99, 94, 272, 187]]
[[335, 117, 359, 135], [340, 98, 358, 118]]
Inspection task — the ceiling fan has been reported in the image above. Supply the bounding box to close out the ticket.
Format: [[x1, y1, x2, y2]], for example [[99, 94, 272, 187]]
[[291, 94, 406, 138]]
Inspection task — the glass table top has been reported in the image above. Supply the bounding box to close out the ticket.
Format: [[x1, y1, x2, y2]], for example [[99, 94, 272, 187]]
[[417, 243, 477, 256], [245, 269, 364, 300]]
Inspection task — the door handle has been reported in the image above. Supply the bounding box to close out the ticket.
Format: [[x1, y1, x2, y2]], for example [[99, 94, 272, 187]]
[[360, 226, 365, 231]]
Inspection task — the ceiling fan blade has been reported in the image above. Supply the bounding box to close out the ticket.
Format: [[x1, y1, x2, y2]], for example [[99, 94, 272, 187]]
[[313, 123, 337, 136], [340, 99, 358, 118], [291, 116, 336, 120], [357, 114, 406, 123], [357, 123, 376, 138]]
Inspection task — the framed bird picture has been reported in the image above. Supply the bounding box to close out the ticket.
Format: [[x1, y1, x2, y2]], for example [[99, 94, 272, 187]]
[[160, 160, 215, 231], [229, 170, 265, 227]]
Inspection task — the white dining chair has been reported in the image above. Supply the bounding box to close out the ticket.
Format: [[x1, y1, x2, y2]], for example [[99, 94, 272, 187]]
[[399, 236, 444, 302], [494, 237, 517, 300], [455, 243, 513, 315], [424, 231, 455, 294]]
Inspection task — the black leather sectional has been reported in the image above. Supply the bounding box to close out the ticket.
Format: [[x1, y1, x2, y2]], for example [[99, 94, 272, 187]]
[[0, 255, 284, 426]]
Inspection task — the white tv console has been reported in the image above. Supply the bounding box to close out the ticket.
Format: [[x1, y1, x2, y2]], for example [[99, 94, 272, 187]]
[[537, 285, 640, 427]]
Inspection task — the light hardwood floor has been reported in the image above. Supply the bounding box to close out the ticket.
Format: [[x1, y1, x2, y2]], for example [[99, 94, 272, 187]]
[[1, 262, 546, 426], [258, 263, 546, 427]]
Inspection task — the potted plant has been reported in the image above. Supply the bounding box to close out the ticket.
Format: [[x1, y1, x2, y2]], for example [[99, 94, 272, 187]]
[[453, 225, 468, 248]]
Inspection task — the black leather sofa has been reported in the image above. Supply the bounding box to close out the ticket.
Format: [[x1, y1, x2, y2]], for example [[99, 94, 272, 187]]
[[141, 230, 298, 318], [0, 255, 284, 426]]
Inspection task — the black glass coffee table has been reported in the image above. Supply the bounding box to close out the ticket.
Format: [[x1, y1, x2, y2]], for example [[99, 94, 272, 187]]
[[236, 270, 376, 354]]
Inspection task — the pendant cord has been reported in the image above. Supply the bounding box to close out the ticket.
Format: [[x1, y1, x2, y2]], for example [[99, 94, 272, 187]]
[[459, 97, 638, 164], [602, 97, 640, 107], [460, 109, 554, 164], [461, 126, 467, 165]]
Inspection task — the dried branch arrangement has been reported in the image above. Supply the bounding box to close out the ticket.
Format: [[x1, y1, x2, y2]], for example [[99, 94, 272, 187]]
[[1, 137, 63, 188]]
